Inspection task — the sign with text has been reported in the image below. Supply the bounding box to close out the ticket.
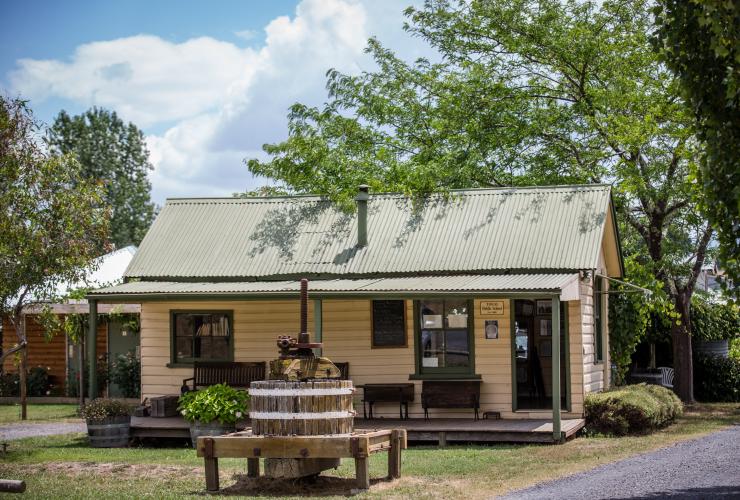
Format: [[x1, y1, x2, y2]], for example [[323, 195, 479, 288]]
[[480, 300, 505, 316]]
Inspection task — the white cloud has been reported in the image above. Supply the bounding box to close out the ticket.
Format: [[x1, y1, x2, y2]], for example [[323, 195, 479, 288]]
[[8, 0, 427, 204], [10, 35, 260, 127]]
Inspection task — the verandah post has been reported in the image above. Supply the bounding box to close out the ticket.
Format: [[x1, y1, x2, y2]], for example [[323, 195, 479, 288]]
[[87, 299, 98, 399], [551, 294, 561, 441]]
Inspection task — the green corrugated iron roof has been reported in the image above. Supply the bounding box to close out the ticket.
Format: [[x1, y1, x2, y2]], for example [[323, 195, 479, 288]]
[[123, 184, 621, 280], [89, 273, 579, 299]]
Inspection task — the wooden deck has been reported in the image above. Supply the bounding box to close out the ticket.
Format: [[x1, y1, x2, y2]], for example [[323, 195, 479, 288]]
[[131, 416, 584, 443]]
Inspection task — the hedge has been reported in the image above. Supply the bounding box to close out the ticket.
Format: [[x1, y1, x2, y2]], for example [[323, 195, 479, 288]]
[[585, 384, 683, 436], [693, 353, 740, 402]]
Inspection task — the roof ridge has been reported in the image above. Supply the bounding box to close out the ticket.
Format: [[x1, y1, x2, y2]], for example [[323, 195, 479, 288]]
[[164, 183, 611, 204]]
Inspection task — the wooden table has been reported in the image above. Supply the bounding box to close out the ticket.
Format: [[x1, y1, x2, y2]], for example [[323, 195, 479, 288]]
[[357, 383, 415, 420], [197, 428, 407, 491]]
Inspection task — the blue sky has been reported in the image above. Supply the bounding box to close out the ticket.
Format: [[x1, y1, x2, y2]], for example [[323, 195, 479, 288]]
[[2, 0, 424, 203]]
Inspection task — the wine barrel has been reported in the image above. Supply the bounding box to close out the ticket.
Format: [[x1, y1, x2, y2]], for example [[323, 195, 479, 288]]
[[86, 416, 130, 448], [250, 379, 355, 479], [249, 379, 354, 436]]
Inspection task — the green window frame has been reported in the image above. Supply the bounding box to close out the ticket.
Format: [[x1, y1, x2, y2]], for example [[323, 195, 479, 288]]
[[594, 277, 604, 363], [169, 310, 234, 366], [412, 299, 477, 378]]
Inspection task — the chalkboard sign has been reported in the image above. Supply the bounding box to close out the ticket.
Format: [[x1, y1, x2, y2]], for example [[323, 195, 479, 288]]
[[372, 300, 407, 347]]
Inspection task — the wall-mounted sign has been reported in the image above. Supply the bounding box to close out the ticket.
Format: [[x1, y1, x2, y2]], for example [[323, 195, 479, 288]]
[[480, 300, 505, 316], [485, 320, 499, 339]]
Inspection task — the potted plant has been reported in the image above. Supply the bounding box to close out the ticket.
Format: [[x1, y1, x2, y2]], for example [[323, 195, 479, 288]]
[[178, 383, 249, 447], [80, 398, 132, 448]]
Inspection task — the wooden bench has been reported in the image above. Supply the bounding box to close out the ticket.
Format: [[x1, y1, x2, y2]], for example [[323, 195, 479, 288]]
[[421, 380, 481, 420], [181, 361, 266, 393], [359, 383, 415, 420]]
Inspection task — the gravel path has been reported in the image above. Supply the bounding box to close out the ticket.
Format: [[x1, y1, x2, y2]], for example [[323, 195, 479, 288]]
[[0, 422, 85, 441], [498, 425, 740, 499]]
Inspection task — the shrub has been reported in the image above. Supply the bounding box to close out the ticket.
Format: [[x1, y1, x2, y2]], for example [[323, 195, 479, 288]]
[[691, 298, 740, 342], [178, 383, 249, 425], [27, 367, 50, 396], [0, 372, 19, 396], [693, 353, 740, 402], [80, 398, 132, 422], [109, 352, 140, 398], [0, 367, 51, 396], [585, 384, 683, 436]]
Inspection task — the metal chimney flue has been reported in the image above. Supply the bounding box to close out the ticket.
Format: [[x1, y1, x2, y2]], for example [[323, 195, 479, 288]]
[[355, 185, 369, 247]]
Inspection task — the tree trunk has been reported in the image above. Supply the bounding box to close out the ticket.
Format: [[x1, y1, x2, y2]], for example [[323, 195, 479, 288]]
[[19, 314, 27, 420], [671, 291, 694, 403]]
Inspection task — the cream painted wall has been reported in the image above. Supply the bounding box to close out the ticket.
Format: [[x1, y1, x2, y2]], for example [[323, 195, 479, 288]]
[[140, 297, 586, 419]]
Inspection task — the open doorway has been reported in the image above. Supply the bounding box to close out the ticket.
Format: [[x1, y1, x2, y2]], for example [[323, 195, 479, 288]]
[[512, 299, 568, 410]]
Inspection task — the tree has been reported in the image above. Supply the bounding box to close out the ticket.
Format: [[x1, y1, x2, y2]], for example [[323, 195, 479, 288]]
[[0, 96, 109, 419], [46, 108, 155, 248], [248, 0, 711, 401], [655, 0, 740, 295]]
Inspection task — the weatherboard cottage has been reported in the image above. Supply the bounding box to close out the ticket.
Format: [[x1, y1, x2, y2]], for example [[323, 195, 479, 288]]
[[88, 184, 623, 440]]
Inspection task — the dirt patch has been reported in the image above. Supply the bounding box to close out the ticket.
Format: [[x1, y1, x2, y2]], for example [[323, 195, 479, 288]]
[[32, 461, 201, 479], [218, 473, 424, 497]]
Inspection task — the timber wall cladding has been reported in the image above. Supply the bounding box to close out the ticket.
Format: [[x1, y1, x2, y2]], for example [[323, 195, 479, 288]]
[[143, 298, 587, 419], [139, 300, 311, 399], [1, 315, 107, 393]]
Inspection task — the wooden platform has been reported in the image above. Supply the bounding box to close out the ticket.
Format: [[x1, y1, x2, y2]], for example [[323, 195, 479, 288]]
[[131, 416, 584, 443]]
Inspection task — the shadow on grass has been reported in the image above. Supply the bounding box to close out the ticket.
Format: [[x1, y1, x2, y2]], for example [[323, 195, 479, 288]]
[[212, 474, 397, 497]]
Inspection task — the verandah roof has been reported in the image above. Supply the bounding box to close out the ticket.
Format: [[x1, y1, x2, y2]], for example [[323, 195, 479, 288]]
[[88, 273, 581, 301]]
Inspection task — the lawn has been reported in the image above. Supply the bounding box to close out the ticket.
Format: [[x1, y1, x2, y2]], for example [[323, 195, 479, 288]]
[[0, 403, 736, 499], [0, 404, 80, 424]]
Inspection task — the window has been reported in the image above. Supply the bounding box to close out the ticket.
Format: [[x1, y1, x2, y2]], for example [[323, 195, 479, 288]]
[[594, 277, 604, 363], [372, 300, 407, 347], [417, 299, 474, 375], [171, 311, 232, 364]]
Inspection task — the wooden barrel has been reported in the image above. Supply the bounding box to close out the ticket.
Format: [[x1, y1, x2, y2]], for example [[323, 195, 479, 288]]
[[249, 379, 355, 436], [86, 416, 130, 448]]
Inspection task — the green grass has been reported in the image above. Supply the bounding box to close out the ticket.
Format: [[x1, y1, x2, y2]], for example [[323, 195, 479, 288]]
[[0, 404, 79, 424], [0, 403, 736, 499]]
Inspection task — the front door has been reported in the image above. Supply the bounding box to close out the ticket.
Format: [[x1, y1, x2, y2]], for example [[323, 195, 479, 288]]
[[107, 319, 140, 398], [513, 299, 568, 410]]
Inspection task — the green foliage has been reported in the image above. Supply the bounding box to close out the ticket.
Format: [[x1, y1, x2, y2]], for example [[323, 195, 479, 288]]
[[109, 352, 140, 399], [585, 383, 683, 436], [80, 398, 132, 422], [654, 0, 740, 294], [691, 298, 740, 342], [27, 367, 50, 397], [0, 372, 19, 397], [693, 354, 740, 402], [0, 95, 109, 386], [247, 0, 713, 400], [46, 107, 156, 248], [178, 383, 249, 425], [609, 284, 650, 385], [730, 338, 740, 360], [0, 367, 55, 397]]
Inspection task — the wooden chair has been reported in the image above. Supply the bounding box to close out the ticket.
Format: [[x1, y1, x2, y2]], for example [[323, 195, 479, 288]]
[[658, 367, 674, 389]]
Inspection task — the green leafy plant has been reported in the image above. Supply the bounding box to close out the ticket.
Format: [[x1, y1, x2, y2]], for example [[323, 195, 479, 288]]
[[178, 383, 249, 425], [109, 352, 140, 398], [693, 353, 740, 402], [27, 367, 50, 397], [585, 384, 683, 436], [80, 398, 132, 422], [691, 298, 740, 342]]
